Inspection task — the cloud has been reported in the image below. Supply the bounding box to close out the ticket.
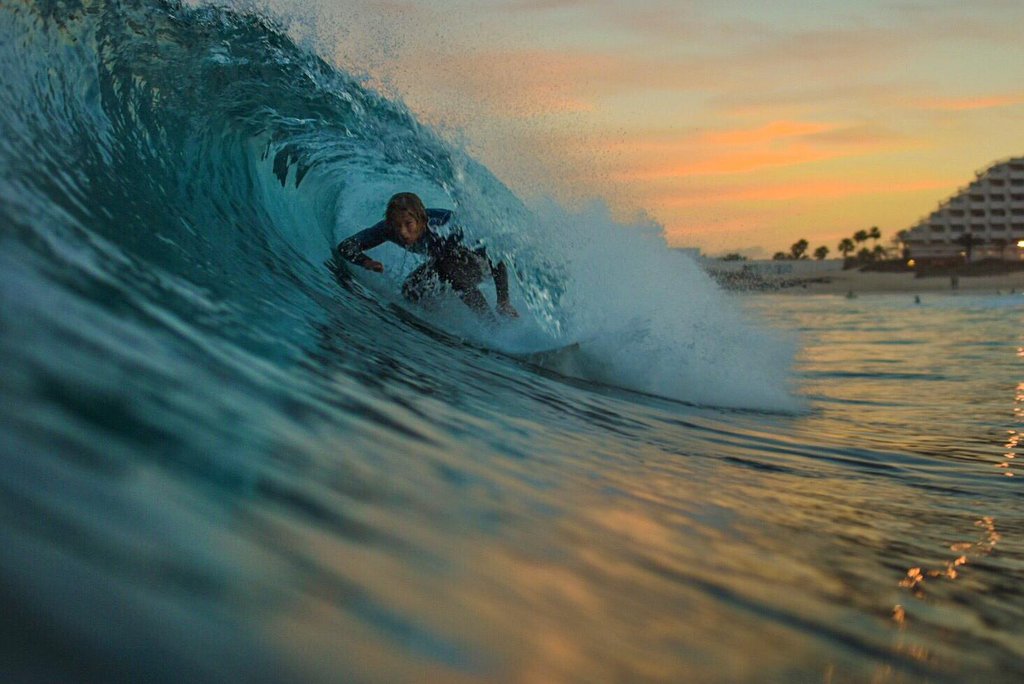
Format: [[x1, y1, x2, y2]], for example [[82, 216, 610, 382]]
[[601, 120, 917, 180], [496, 0, 593, 11], [650, 178, 956, 207], [316, 0, 1024, 253], [369, 46, 652, 122], [802, 123, 915, 146], [340, 2, 1024, 131], [658, 203, 795, 247], [912, 93, 1024, 112], [712, 83, 914, 117], [595, 120, 909, 153], [616, 149, 847, 180], [699, 121, 836, 147]]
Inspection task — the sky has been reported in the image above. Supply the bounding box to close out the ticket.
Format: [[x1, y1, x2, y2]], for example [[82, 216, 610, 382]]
[[284, 0, 1024, 256]]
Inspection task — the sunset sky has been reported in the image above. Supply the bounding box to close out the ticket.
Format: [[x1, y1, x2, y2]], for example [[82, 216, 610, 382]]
[[297, 0, 1024, 256]]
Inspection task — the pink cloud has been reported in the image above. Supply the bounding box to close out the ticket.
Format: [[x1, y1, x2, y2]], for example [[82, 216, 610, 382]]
[[650, 178, 956, 207], [601, 119, 912, 181]]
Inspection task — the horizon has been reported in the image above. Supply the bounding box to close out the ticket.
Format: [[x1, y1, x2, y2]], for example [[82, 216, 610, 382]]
[[281, 0, 1024, 255]]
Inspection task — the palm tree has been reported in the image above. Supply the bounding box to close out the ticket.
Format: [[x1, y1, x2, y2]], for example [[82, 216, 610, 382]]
[[813, 245, 829, 260], [868, 226, 881, 247], [853, 229, 869, 247], [838, 238, 855, 258], [790, 238, 809, 260], [871, 244, 887, 261]]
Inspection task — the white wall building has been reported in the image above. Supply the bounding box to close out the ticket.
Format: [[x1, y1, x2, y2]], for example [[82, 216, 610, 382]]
[[900, 156, 1024, 262], [702, 258, 843, 277]]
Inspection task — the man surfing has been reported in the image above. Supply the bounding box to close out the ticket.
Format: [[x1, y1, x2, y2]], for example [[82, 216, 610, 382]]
[[332, 192, 518, 320]]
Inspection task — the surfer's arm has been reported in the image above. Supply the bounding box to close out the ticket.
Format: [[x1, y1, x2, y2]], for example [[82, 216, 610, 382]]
[[474, 245, 517, 318], [494, 265, 517, 317], [441, 213, 517, 318], [335, 222, 389, 272], [490, 261, 511, 306]]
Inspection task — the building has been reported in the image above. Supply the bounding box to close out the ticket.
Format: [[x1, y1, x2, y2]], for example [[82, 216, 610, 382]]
[[900, 156, 1024, 263], [699, 257, 843, 290], [701, 257, 843, 278]]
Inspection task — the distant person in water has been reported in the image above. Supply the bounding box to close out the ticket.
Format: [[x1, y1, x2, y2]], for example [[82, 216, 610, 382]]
[[334, 192, 518, 319]]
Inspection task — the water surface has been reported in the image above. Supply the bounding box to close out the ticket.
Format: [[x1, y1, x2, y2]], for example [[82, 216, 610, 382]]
[[1, 1, 1022, 681]]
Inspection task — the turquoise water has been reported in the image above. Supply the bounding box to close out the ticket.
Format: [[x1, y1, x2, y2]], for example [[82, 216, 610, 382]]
[[2, 1, 1022, 681]]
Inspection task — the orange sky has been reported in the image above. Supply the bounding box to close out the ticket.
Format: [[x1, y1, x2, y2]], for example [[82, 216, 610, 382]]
[[293, 0, 1024, 256]]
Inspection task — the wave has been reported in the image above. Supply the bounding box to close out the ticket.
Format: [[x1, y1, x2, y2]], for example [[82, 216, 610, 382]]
[[0, 0, 799, 410]]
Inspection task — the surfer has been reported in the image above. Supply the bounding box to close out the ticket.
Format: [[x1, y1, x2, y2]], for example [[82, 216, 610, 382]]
[[333, 192, 518, 319]]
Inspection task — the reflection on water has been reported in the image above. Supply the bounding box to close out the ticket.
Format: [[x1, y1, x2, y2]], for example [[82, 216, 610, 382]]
[[1002, 375, 1024, 477], [887, 314, 1019, 638], [6, 273, 1024, 681], [890, 515, 1003, 671], [897, 517, 1001, 600], [740, 293, 1024, 681]]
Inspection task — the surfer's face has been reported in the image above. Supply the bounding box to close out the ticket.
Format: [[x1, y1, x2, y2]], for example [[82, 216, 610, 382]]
[[393, 211, 425, 246]]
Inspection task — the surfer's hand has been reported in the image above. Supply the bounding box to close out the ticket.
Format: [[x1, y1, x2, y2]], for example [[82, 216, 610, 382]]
[[364, 259, 384, 273], [498, 300, 518, 318]]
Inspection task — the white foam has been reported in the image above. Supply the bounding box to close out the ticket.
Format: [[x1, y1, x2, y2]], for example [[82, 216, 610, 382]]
[[483, 198, 805, 410]]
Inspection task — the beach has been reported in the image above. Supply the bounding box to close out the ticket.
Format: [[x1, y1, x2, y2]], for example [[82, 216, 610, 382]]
[[770, 269, 1024, 295]]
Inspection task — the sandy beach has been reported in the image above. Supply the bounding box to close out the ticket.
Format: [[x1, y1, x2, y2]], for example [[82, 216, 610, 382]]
[[767, 269, 1024, 295]]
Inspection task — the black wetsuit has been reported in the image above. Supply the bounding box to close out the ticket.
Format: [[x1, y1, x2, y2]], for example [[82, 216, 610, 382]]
[[334, 209, 510, 314]]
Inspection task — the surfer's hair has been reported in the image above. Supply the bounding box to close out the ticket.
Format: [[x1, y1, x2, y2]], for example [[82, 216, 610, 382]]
[[385, 192, 428, 229]]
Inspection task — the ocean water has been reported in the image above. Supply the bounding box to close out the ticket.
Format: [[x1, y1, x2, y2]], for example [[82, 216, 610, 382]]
[[1, 1, 1022, 682]]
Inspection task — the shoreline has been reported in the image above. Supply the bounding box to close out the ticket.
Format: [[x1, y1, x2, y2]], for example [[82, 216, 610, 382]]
[[740, 270, 1024, 295]]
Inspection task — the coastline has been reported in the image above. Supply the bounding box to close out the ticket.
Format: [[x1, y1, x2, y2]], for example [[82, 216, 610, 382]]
[[755, 269, 1024, 295]]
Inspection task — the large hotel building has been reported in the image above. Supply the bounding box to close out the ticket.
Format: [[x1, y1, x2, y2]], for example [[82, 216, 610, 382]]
[[899, 156, 1024, 263]]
